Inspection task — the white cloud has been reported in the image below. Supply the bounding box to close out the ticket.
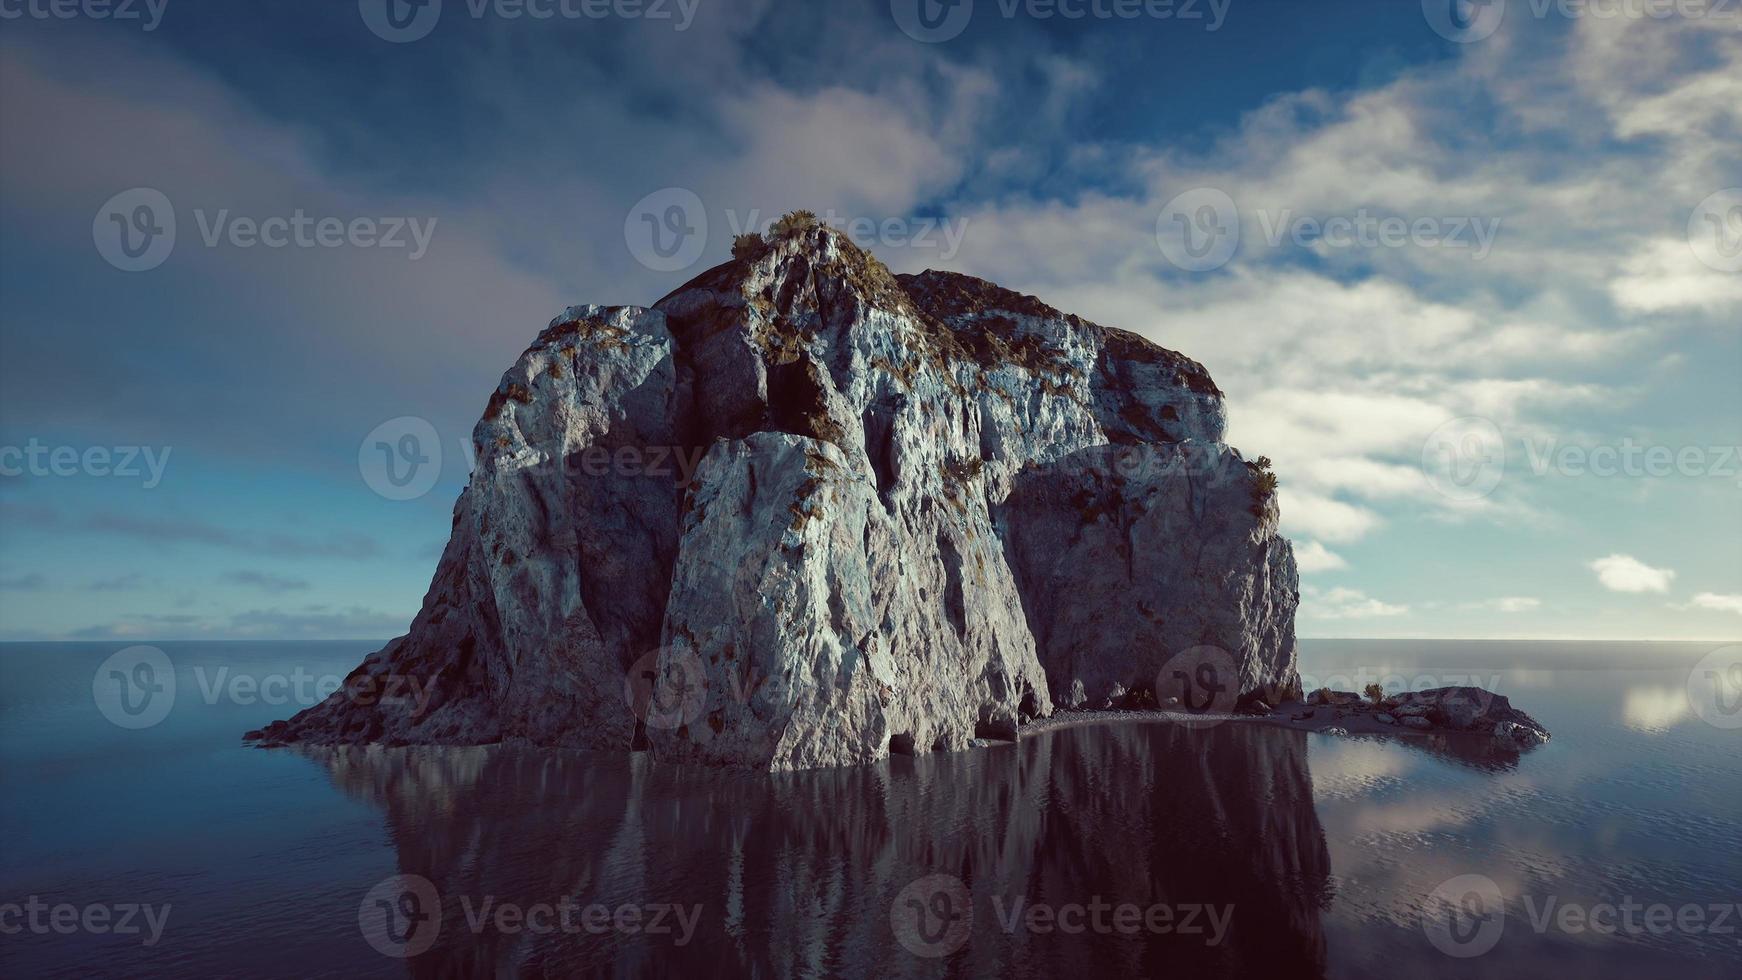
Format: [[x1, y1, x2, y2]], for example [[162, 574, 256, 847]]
[[716, 80, 982, 217], [1682, 593, 1742, 615], [1294, 540, 1347, 573], [1304, 586, 1408, 620], [1589, 554, 1677, 593], [1278, 489, 1382, 544], [1466, 596, 1542, 613], [1610, 238, 1742, 314], [933, 15, 1739, 615]]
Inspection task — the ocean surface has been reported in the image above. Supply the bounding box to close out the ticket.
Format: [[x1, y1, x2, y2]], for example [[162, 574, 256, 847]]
[[1, 639, 1738, 978]]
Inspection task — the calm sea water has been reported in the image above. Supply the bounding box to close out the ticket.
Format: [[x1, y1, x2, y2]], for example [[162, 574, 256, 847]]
[[1, 639, 1738, 978]]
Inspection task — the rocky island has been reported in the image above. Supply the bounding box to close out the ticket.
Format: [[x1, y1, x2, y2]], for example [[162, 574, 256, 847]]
[[248, 213, 1541, 771]]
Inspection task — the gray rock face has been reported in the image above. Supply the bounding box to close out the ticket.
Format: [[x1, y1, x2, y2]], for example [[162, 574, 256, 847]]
[[1399, 687, 1551, 744], [997, 443, 1299, 710], [250, 221, 1301, 770]]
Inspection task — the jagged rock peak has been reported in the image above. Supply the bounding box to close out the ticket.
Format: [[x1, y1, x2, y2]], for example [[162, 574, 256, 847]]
[[248, 214, 1300, 771]]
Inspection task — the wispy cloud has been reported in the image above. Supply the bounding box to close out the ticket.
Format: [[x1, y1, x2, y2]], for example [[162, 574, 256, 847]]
[[2, 504, 380, 560], [65, 605, 407, 640], [1680, 593, 1742, 615], [223, 570, 311, 593], [227, 606, 408, 638], [1294, 540, 1347, 573], [87, 572, 144, 591], [1303, 586, 1408, 620], [1464, 597, 1543, 613]]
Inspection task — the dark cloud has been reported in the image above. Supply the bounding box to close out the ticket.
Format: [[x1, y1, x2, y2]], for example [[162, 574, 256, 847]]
[[63, 605, 407, 640], [227, 606, 407, 638], [87, 573, 145, 591], [3, 504, 381, 560], [223, 570, 311, 593]]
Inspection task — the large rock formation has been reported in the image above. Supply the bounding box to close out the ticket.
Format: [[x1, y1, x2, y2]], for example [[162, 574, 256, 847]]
[[249, 217, 1301, 770]]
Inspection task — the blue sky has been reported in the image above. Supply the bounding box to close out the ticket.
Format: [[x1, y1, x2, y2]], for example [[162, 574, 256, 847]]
[[0, 0, 1738, 641]]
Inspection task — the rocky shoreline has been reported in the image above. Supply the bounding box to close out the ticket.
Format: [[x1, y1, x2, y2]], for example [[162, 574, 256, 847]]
[[1014, 685, 1550, 747]]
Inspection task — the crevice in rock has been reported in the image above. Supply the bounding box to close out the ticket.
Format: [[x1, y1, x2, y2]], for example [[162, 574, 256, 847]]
[[937, 531, 967, 640], [828, 585, 848, 639], [861, 405, 899, 512], [766, 357, 843, 446], [975, 715, 1018, 740]]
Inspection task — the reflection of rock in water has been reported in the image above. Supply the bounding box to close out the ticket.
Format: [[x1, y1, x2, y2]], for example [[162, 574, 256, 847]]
[[1400, 732, 1536, 772], [312, 722, 1330, 978]]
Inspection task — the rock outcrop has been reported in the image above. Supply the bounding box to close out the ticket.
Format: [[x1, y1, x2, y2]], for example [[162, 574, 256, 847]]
[[1299, 685, 1551, 750], [249, 216, 1301, 770]]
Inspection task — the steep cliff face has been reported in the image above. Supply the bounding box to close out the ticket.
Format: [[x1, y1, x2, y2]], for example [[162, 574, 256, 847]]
[[250, 220, 1301, 770]]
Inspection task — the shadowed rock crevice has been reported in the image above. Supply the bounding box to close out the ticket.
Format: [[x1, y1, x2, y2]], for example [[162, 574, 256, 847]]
[[249, 222, 1300, 771]]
